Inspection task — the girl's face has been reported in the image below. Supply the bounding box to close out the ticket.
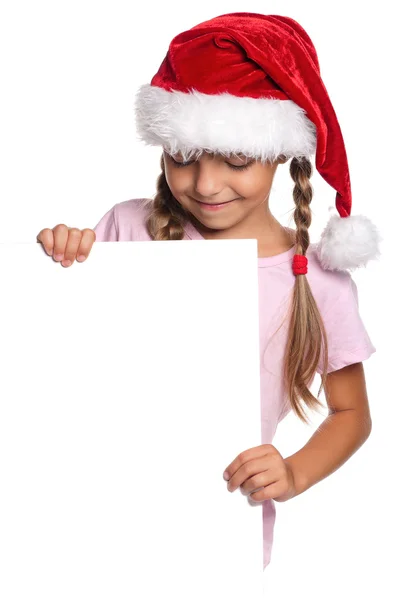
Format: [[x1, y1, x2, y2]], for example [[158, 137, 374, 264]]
[[163, 149, 286, 238]]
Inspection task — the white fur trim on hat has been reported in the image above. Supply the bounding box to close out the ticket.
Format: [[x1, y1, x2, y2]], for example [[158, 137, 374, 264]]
[[315, 212, 383, 272], [134, 83, 317, 162]]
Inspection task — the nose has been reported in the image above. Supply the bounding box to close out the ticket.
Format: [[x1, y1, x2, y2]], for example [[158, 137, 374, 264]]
[[193, 156, 225, 199]]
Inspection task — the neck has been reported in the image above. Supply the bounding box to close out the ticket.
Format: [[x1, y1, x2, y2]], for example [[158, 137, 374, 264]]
[[189, 209, 296, 255]]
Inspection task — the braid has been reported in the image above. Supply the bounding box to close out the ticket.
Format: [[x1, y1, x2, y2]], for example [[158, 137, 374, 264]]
[[145, 154, 187, 241], [290, 156, 312, 255], [282, 156, 329, 424]]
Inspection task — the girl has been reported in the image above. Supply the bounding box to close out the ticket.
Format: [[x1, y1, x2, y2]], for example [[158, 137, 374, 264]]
[[36, 13, 381, 570]]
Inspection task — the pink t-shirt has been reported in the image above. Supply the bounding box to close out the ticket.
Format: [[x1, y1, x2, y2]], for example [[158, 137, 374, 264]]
[[93, 198, 376, 570]]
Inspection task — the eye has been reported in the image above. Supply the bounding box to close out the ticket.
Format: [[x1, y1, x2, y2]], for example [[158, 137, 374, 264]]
[[169, 156, 193, 168], [168, 154, 253, 171], [227, 162, 251, 171]]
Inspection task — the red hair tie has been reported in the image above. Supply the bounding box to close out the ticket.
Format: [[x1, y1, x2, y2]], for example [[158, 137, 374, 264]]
[[292, 254, 308, 275]]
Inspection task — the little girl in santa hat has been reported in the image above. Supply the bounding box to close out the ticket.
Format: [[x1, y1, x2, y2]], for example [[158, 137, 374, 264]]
[[37, 12, 381, 570]]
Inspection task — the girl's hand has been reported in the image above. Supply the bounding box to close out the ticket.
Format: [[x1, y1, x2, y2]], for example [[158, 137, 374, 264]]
[[223, 444, 297, 503], [36, 224, 96, 267]]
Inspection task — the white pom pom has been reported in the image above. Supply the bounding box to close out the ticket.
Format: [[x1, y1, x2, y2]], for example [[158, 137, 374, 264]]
[[315, 213, 382, 272]]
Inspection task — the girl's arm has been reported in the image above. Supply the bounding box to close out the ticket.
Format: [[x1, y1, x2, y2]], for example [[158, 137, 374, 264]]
[[283, 362, 372, 498]]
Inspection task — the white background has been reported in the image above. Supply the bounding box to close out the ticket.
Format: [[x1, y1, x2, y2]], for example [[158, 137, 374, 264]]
[[0, 1, 395, 597]]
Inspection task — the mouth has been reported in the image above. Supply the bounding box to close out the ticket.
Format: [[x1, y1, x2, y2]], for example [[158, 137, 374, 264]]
[[193, 197, 239, 210]]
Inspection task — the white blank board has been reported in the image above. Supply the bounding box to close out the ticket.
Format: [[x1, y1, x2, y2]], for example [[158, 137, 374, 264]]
[[0, 239, 264, 599]]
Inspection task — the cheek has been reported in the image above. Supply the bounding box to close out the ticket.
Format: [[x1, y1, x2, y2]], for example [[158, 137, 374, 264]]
[[235, 170, 273, 198], [164, 168, 190, 196], [231, 175, 261, 198]]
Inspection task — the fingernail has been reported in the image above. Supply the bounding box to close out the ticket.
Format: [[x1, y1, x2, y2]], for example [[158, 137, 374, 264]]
[[62, 260, 71, 267], [54, 254, 64, 261], [77, 255, 86, 262], [223, 471, 230, 481]]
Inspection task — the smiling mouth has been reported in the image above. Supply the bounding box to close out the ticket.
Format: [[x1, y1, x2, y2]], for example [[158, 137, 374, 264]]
[[194, 198, 238, 205]]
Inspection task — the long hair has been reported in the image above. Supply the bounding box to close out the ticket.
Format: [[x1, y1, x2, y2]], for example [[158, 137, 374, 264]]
[[143, 153, 329, 424]]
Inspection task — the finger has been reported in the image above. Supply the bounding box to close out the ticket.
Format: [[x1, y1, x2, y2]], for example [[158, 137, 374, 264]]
[[227, 456, 273, 493], [52, 224, 70, 261], [75, 228, 96, 262], [223, 444, 273, 481], [62, 228, 84, 267], [36, 229, 55, 256], [239, 468, 278, 496], [250, 480, 285, 502]]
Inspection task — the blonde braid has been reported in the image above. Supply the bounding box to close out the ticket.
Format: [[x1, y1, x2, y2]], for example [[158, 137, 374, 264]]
[[282, 156, 329, 424], [144, 154, 187, 241]]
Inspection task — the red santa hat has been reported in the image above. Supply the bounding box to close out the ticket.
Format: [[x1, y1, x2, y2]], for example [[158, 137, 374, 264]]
[[134, 12, 382, 272]]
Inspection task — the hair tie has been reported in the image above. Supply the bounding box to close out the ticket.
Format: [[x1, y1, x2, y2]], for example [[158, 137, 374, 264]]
[[292, 254, 308, 275]]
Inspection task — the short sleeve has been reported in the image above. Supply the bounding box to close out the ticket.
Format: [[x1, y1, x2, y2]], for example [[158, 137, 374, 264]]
[[92, 204, 118, 242], [317, 275, 376, 374]]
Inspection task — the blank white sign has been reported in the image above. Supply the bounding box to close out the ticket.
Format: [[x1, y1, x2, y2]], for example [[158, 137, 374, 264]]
[[0, 239, 265, 599]]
